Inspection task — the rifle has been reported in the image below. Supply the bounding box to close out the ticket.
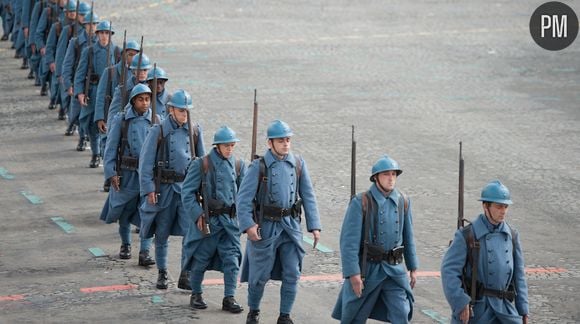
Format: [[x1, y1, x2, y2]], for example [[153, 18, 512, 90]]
[[73, 0, 79, 38], [121, 35, 142, 111], [118, 30, 127, 114], [82, 1, 94, 104], [250, 89, 258, 160], [151, 63, 157, 121], [104, 25, 119, 122], [350, 125, 356, 199], [200, 162, 211, 236], [457, 141, 464, 229]]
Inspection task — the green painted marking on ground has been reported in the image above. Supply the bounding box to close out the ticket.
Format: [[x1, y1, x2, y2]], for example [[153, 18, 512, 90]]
[[421, 309, 449, 324], [303, 236, 333, 253], [88, 248, 107, 257], [51, 217, 75, 233], [0, 167, 14, 179], [20, 191, 43, 204], [151, 295, 164, 304]]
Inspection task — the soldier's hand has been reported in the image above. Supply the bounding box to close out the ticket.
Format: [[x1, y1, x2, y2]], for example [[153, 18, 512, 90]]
[[110, 176, 120, 192], [349, 274, 364, 298], [40, 47, 46, 56], [459, 305, 470, 324], [147, 192, 157, 205], [78, 94, 87, 106], [311, 229, 320, 249], [523, 315, 528, 324], [31, 44, 36, 54], [68, 87, 73, 96], [49, 63, 56, 73], [97, 120, 107, 133], [196, 214, 205, 232], [409, 270, 417, 289], [246, 224, 261, 241], [23, 28, 29, 38]]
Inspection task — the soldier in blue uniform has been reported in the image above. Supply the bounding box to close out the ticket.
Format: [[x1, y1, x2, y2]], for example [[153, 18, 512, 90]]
[[61, 10, 98, 151], [332, 155, 418, 324], [74, 19, 120, 168], [181, 126, 246, 313], [100, 84, 155, 266], [139, 89, 205, 289], [146, 66, 170, 119], [34, 0, 63, 96], [441, 180, 529, 324], [56, 1, 89, 127], [19, 0, 33, 69], [27, 0, 45, 85], [105, 52, 152, 128], [236, 120, 322, 324], [1, 0, 14, 41]]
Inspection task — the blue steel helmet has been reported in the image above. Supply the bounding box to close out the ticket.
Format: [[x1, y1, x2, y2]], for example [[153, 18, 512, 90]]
[[82, 12, 100, 24], [168, 89, 193, 110], [213, 126, 240, 145], [64, 0, 77, 12], [130, 53, 152, 70], [125, 39, 140, 52], [78, 2, 91, 15], [129, 84, 152, 103], [370, 154, 402, 181], [478, 180, 513, 205], [95, 20, 114, 35], [266, 120, 293, 139], [146, 67, 169, 81]]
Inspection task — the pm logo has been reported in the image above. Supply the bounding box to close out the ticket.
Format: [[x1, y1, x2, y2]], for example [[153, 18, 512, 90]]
[[530, 1, 578, 51]]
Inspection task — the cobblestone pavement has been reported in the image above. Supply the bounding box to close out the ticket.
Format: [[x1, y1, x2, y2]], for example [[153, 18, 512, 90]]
[[1, 0, 579, 323]]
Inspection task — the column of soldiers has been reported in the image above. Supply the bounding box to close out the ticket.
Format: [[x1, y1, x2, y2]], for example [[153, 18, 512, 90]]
[[1, 3, 529, 323]]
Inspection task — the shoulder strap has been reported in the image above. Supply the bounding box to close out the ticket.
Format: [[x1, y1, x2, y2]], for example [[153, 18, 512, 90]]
[[360, 191, 374, 281], [462, 224, 480, 306], [202, 155, 210, 174], [235, 159, 241, 178]]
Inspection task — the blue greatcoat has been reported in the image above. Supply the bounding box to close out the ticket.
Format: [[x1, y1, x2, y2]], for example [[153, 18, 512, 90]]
[[332, 184, 418, 324], [138, 116, 205, 240], [100, 107, 156, 226], [181, 148, 247, 295], [106, 75, 138, 128], [237, 150, 321, 295], [94, 61, 123, 123], [441, 214, 529, 324]]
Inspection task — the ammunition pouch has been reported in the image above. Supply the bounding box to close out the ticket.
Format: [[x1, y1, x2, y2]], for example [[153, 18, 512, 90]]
[[89, 73, 100, 84], [120, 156, 139, 171], [158, 169, 185, 184], [464, 281, 515, 302], [206, 199, 236, 218], [366, 244, 404, 265]]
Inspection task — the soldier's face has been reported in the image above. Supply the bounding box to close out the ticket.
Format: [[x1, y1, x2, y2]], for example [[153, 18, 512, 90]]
[[86, 23, 97, 35], [148, 79, 166, 93], [485, 203, 509, 225], [170, 107, 188, 126], [78, 15, 85, 24], [66, 12, 76, 20], [97, 31, 110, 46], [134, 69, 148, 82], [217, 143, 236, 159], [268, 137, 291, 156], [125, 50, 138, 67], [376, 171, 397, 191], [132, 94, 151, 114]]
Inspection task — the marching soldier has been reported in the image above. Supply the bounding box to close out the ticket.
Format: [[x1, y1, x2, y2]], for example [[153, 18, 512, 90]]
[[181, 126, 246, 313], [61, 10, 98, 151], [441, 180, 529, 324], [332, 155, 418, 324], [146, 66, 170, 119], [236, 120, 322, 324], [34, 0, 63, 96], [138, 89, 205, 289], [100, 84, 155, 266]]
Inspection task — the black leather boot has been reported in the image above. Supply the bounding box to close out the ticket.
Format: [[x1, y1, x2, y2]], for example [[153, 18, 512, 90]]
[[65, 124, 76, 136], [76, 137, 86, 151], [222, 296, 243, 313], [246, 310, 260, 324], [190, 293, 207, 309], [276, 314, 294, 324], [177, 271, 191, 290], [27, 70, 34, 80], [21, 58, 29, 69], [138, 250, 155, 267], [58, 108, 66, 120], [89, 155, 100, 168], [156, 270, 168, 289], [119, 244, 131, 259]]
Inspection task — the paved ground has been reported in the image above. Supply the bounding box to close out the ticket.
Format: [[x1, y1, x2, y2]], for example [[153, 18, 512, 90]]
[[1, 0, 580, 323]]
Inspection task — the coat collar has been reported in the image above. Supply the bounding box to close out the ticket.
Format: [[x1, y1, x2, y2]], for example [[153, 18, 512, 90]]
[[472, 213, 512, 241], [125, 106, 152, 122], [369, 183, 401, 207], [210, 147, 235, 167], [263, 149, 296, 168]]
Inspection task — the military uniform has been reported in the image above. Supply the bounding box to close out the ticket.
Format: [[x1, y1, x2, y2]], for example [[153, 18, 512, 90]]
[[182, 126, 246, 311], [441, 180, 529, 324], [236, 120, 321, 323], [100, 84, 155, 263], [138, 89, 205, 288]]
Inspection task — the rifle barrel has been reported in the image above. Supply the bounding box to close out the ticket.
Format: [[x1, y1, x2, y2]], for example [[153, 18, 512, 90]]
[[251, 89, 258, 160], [350, 125, 356, 199], [457, 141, 464, 229]]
